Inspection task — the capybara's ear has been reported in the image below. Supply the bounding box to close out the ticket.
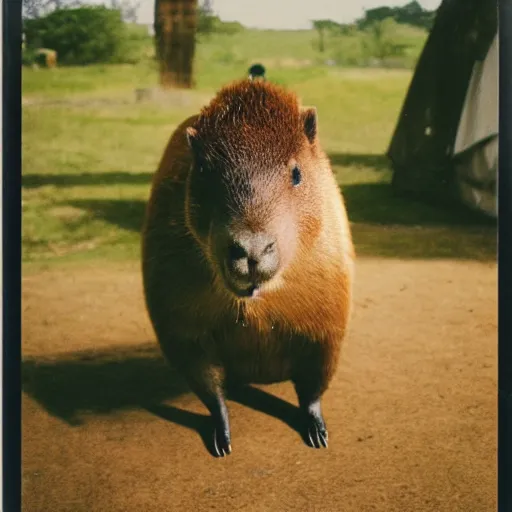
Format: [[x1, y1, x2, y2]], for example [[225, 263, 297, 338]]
[[186, 126, 201, 155], [300, 107, 317, 144]]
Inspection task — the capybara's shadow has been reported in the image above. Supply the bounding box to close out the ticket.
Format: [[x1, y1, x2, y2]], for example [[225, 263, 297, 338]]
[[227, 383, 302, 436], [144, 403, 216, 456], [144, 384, 304, 456], [22, 343, 304, 455], [22, 343, 189, 425], [22, 171, 152, 189]]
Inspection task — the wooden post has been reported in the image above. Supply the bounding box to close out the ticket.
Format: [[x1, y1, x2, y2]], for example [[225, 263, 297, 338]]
[[154, 0, 198, 89]]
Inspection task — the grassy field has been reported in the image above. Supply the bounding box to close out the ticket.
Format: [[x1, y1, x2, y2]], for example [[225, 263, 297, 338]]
[[22, 24, 430, 95], [22, 30, 496, 271]]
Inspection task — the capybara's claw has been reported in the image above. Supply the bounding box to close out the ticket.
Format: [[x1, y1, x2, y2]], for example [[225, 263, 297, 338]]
[[213, 428, 232, 457], [305, 416, 328, 449]]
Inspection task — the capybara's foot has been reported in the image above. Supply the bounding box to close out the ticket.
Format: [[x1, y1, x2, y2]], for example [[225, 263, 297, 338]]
[[213, 426, 232, 457], [304, 412, 328, 449]]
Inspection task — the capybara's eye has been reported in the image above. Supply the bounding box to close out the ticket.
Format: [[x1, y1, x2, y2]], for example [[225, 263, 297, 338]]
[[291, 166, 302, 187]]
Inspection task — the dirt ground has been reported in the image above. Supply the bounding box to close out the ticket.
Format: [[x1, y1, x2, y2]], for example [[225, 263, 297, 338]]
[[22, 257, 497, 512]]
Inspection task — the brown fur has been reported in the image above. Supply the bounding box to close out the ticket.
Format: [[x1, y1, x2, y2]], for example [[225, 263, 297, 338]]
[[142, 79, 354, 454]]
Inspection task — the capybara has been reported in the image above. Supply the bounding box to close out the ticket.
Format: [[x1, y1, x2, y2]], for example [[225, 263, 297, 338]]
[[142, 78, 354, 457]]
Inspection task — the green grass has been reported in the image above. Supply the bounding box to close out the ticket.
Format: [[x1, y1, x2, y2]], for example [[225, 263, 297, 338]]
[[22, 27, 429, 98], [22, 34, 496, 270], [22, 61, 159, 97]]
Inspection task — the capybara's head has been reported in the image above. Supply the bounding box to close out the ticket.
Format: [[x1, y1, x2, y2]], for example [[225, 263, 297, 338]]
[[185, 80, 326, 299]]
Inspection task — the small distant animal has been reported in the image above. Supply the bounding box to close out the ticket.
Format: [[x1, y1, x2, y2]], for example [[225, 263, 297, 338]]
[[248, 63, 266, 80], [142, 77, 354, 457], [34, 48, 57, 68]]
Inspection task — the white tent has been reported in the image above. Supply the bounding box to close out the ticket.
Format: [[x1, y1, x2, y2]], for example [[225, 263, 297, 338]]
[[387, 0, 497, 217], [453, 33, 498, 218]]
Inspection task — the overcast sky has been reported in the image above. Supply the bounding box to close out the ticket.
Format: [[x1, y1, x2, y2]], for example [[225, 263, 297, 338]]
[[128, 0, 443, 29]]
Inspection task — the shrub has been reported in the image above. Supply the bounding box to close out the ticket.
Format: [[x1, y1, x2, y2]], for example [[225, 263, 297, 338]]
[[23, 6, 134, 65], [214, 20, 244, 35], [22, 48, 37, 67], [325, 18, 426, 69], [362, 18, 407, 61], [327, 32, 367, 66]]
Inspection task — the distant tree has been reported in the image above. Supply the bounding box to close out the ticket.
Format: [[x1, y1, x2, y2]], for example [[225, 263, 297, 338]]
[[197, 0, 215, 35], [24, 6, 129, 64], [403, 0, 422, 14], [339, 23, 358, 36], [22, 0, 46, 18], [22, 0, 80, 19], [359, 6, 395, 28], [397, 1, 435, 30], [362, 17, 406, 61], [23, 0, 141, 22], [312, 19, 341, 52], [196, 2, 244, 37], [357, 1, 436, 31], [154, 0, 198, 88], [215, 20, 244, 34], [110, 0, 141, 23]]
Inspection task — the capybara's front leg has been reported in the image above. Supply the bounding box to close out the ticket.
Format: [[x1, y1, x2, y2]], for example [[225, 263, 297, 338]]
[[188, 377, 231, 457], [294, 381, 329, 449], [160, 339, 231, 457], [292, 339, 341, 449]]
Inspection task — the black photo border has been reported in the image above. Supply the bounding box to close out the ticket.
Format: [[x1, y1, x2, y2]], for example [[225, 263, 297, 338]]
[[3, 0, 22, 510], [2, 0, 511, 510], [498, 0, 512, 510]]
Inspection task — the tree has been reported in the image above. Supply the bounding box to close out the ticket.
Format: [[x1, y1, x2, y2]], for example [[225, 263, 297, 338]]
[[110, 0, 141, 23], [197, 0, 215, 35], [362, 18, 406, 61], [22, 0, 80, 19], [23, 0, 141, 21], [24, 6, 129, 65], [357, 2, 436, 31], [154, 0, 198, 89], [312, 19, 341, 53]]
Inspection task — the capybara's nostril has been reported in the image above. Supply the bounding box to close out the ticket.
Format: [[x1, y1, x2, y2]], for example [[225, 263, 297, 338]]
[[228, 242, 249, 263], [229, 255, 250, 281], [262, 241, 276, 256]]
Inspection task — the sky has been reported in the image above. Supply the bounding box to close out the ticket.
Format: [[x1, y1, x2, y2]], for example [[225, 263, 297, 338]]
[[132, 0, 443, 29]]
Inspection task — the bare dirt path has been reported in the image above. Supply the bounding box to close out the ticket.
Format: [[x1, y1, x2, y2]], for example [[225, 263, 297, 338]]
[[22, 257, 497, 512]]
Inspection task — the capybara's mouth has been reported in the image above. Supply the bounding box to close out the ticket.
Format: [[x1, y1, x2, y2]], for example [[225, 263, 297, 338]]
[[216, 258, 257, 299], [219, 258, 288, 300], [223, 277, 262, 300]]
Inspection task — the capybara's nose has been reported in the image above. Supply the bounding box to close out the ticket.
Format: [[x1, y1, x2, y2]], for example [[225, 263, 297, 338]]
[[226, 231, 280, 286]]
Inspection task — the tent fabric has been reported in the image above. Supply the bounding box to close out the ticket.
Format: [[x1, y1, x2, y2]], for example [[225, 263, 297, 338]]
[[454, 34, 498, 156], [455, 136, 498, 217], [453, 33, 498, 217], [387, 0, 498, 214]]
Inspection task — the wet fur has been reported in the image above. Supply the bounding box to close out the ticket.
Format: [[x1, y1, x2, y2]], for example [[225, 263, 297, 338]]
[[142, 79, 354, 453]]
